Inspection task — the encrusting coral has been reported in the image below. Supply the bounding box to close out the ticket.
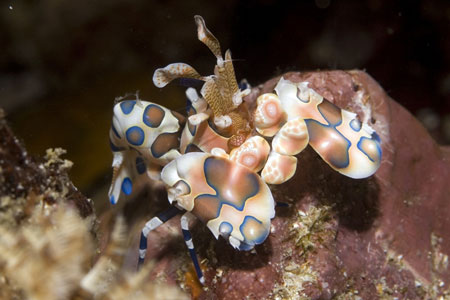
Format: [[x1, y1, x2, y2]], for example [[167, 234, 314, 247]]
[[0, 112, 189, 300], [0, 204, 93, 300], [0, 204, 189, 300]]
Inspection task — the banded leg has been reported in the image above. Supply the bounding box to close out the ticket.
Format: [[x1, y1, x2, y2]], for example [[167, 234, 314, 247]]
[[138, 206, 182, 268], [181, 212, 205, 284]]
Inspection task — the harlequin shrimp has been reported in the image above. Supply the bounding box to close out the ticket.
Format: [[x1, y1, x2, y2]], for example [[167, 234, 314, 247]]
[[253, 78, 382, 183], [108, 16, 276, 284], [108, 97, 185, 205], [107, 14, 382, 286]]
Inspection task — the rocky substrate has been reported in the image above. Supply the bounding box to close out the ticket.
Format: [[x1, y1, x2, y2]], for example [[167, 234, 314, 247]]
[[135, 71, 450, 299]]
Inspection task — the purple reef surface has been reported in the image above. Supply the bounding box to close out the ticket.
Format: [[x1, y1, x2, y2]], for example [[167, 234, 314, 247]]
[[134, 70, 450, 299]]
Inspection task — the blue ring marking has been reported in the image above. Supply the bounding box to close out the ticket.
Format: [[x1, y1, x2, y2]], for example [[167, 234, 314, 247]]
[[143, 104, 165, 128], [350, 118, 362, 132], [357, 136, 382, 163], [109, 140, 126, 152], [158, 206, 183, 222], [181, 217, 204, 279], [120, 100, 136, 115], [135, 156, 146, 174], [111, 123, 121, 138], [372, 131, 381, 143], [121, 177, 133, 195], [188, 247, 203, 280], [182, 229, 192, 242], [109, 195, 116, 204], [199, 157, 260, 215], [219, 221, 233, 236], [139, 232, 147, 250], [239, 215, 267, 245], [126, 126, 145, 146], [304, 118, 351, 169]]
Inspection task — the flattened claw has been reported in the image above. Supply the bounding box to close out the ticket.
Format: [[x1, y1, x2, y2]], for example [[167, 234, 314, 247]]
[[305, 98, 382, 179], [333, 117, 381, 178], [111, 99, 183, 165], [160, 152, 275, 250], [108, 98, 185, 204], [261, 77, 382, 180]]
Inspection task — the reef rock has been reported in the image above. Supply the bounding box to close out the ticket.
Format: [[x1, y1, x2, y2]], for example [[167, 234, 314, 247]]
[[136, 70, 450, 299], [0, 109, 189, 300], [0, 109, 95, 227]]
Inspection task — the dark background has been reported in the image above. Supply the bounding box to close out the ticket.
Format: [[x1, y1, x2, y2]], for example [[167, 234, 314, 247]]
[[1, 0, 449, 207]]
